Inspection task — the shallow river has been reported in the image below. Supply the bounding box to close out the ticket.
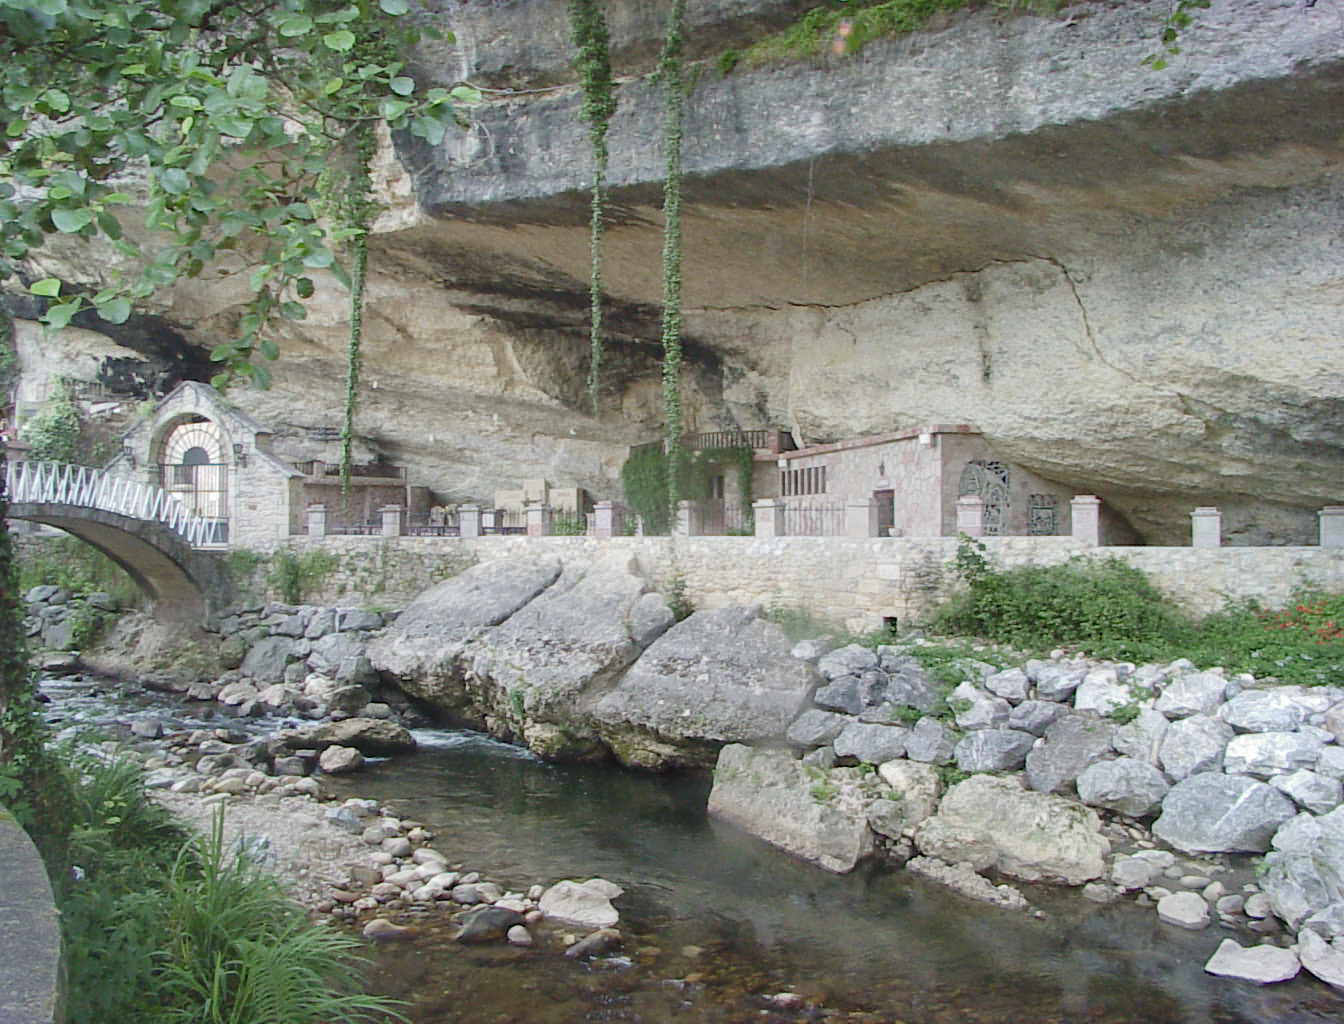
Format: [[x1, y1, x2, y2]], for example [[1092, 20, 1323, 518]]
[[41, 675, 1344, 1024]]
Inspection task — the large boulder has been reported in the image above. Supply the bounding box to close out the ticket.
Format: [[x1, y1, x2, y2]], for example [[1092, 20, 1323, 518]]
[[466, 554, 670, 732], [1158, 714, 1233, 781], [786, 709, 852, 748], [1024, 713, 1116, 794], [367, 555, 563, 706], [904, 717, 956, 765], [954, 729, 1035, 773], [1153, 672, 1229, 719], [1259, 807, 1344, 931], [1151, 773, 1297, 854], [707, 744, 882, 873], [593, 607, 818, 769], [1220, 690, 1313, 733], [239, 636, 295, 684], [308, 629, 371, 677], [833, 721, 908, 765], [1111, 708, 1170, 765], [1075, 757, 1170, 818], [914, 775, 1108, 885]]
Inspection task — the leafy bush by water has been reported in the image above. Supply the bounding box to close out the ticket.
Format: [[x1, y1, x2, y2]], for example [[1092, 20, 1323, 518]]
[[43, 752, 404, 1024], [16, 535, 142, 610]]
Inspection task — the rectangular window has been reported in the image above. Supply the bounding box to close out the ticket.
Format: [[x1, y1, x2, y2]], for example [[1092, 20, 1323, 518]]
[[780, 465, 828, 497]]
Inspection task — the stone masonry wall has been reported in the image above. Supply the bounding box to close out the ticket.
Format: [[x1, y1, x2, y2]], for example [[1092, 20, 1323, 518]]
[[238, 535, 1344, 634]]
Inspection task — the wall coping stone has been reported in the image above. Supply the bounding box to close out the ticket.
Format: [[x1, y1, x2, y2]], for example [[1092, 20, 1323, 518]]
[[0, 811, 62, 1024]]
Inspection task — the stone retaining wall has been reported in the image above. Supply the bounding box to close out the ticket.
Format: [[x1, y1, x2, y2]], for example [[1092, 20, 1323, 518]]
[[242, 536, 1344, 631], [0, 812, 62, 1024]]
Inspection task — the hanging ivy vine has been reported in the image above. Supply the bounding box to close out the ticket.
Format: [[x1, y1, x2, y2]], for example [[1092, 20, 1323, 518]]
[[322, 121, 377, 499], [658, 0, 688, 520], [567, 0, 618, 416]]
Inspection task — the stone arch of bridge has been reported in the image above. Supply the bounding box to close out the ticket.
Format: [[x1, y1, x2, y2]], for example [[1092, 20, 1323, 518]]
[[7, 502, 231, 626]]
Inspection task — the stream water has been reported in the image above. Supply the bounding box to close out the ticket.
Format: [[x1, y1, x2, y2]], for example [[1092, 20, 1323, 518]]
[[39, 673, 1344, 1024]]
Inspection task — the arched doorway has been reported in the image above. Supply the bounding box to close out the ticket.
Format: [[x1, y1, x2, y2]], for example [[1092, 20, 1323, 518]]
[[157, 417, 230, 542]]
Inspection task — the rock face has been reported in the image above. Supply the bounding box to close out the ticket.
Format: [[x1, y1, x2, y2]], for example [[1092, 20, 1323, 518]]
[[370, 557, 808, 768], [914, 775, 1108, 885], [12, 0, 1343, 542], [707, 744, 881, 873], [367, 555, 564, 705], [592, 607, 817, 769]]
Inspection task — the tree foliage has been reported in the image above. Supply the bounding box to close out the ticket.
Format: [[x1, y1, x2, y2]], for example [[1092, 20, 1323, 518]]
[[0, 0, 479, 393]]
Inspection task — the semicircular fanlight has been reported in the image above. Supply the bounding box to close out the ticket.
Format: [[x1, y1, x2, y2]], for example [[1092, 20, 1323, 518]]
[[163, 420, 224, 466]]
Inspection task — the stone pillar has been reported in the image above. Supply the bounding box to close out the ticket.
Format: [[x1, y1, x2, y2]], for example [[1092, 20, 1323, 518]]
[[674, 500, 694, 537], [1070, 495, 1102, 547], [955, 496, 984, 538], [379, 504, 404, 538], [1191, 507, 1222, 548], [1319, 507, 1344, 548], [845, 499, 879, 538], [306, 504, 327, 538], [526, 502, 551, 537], [459, 504, 480, 538], [753, 499, 784, 538], [594, 501, 615, 540]]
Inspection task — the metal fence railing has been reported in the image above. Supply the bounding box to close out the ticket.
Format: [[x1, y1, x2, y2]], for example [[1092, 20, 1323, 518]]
[[6, 460, 227, 547], [782, 502, 846, 537]]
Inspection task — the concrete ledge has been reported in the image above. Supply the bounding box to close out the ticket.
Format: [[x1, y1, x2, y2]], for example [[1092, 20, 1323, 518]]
[[0, 811, 63, 1024]]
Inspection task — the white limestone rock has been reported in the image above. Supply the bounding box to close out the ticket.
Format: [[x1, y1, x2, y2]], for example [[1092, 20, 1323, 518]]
[[707, 744, 881, 873], [914, 775, 1108, 885], [1223, 732, 1326, 779], [1157, 891, 1210, 930], [1158, 714, 1233, 781], [1298, 928, 1344, 991], [1072, 668, 1131, 716], [1271, 769, 1344, 815], [1152, 773, 1296, 854], [1076, 757, 1170, 818], [1204, 939, 1300, 984], [1153, 672, 1228, 719]]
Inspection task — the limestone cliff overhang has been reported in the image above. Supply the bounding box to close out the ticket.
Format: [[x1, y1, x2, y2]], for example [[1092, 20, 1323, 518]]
[[398, 0, 1344, 309]]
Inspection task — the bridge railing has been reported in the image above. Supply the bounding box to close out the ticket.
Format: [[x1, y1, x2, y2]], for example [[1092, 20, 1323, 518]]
[[5, 460, 227, 549]]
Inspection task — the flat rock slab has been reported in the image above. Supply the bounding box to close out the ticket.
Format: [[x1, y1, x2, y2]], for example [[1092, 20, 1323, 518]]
[[1204, 939, 1300, 984], [368, 555, 563, 704], [707, 744, 880, 873], [296, 717, 417, 756]]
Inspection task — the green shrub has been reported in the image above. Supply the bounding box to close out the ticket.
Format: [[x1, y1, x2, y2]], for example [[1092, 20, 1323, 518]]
[[46, 752, 404, 1024], [933, 536, 1182, 652], [932, 536, 1344, 687], [16, 536, 142, 609], [21, 379, 83, 463], [620, 445, 671, 535], [762, 603, 840, 642], [267, 548, 340, 604], [664, 569, 693, 621], [550, 512, 588, 536]]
